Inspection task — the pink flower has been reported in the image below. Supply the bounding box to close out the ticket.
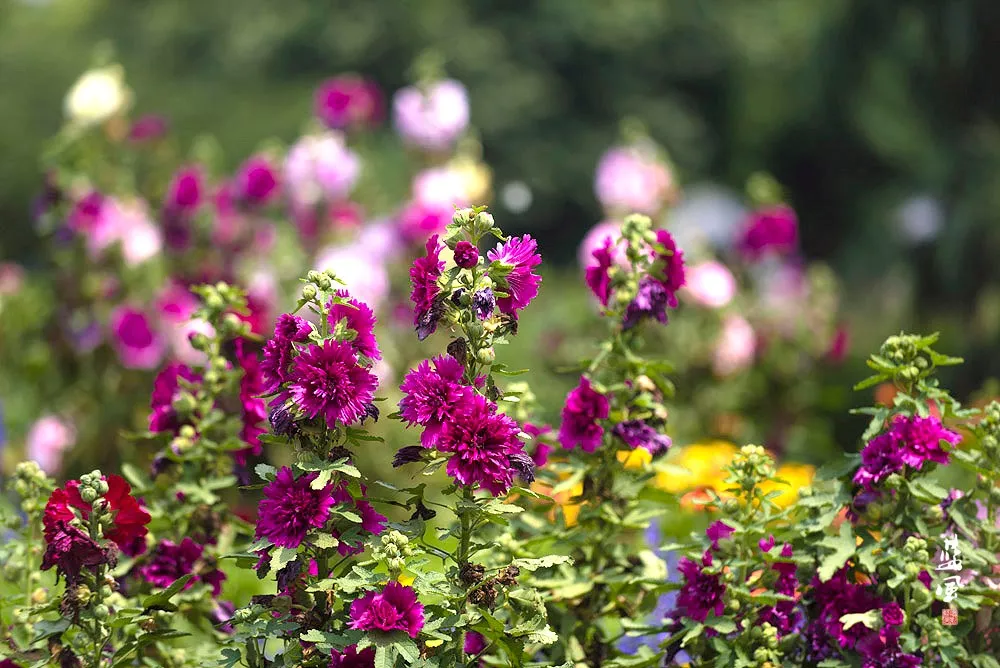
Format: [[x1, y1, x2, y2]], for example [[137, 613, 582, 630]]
[[349, 581, 424, 638], [578, 220, 626, 270], [329, 645, 376, 667], [683, 261, 736, 308], [328, 291, 381, 361], [26, 415, 76, 474], [164, 166, 204, 215], [594, 146, 674, 215], [486, 235, 542, 316], [713, 315, 756, 376], [558, 377, 610, 452], [233, 156, 280, 207], [393, 79, 469, 151], [284, 133, 361, 208], [409, 234, 445, 336], [116, 200, 162, 266], [110, 307, 165, 370], [287, 340, 378, 427], [255, 468, 335, 549], [738, 205, 798, 260], [398, 199, 453, 245], [315, 76, 382, 130], [399, 355, 475, 446], [412, 166, 470, 208], [315, 245, 391, 310], [585, 236, 616, 307]]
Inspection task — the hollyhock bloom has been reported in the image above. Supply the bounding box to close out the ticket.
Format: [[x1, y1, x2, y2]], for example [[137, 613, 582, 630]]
[[454, 241, 479, 268], [853, 431, 906, 490], [399, 355, 475, 445], [64, 64, 132, 126], [255, 468, 335, 549], [622, 277, 671, 330], [47, 475, 151, 555], [465, 631, 487, 655], [524, 422, 553, 467], [409, 234, 445, 329], [109, 307, 165, 370], [585, 236, 616, 307], [393, 79, 469, 151], [651, 229, 686, 303], [328, 292, 381, 360], [315, 245, 391, 310], [892, 413, 960, 469], [41, 518, 111, 584], [487, 235, 542, 317], [738, 205, 798, 259], [706, 520, 734, 551], [164, 166, 203, 215], [713, 315, 757, 376], [683, 261, 736, 308], [26, 415, 76, 475], [128, 114, 169, 141], [398, 200, 453, 244], [594, 146, 674, 215], [674, 551, 726, 622], [472, 288, 495, 320], [235, 339, 267, 462], [260, 313, 313, 393], [806, 568, 884, 654], [148, 363, 202, 434], [349, 581, 425, 638], [758, 545, 801, 636], [434, 393, 525, 496], [233, 156, 280, 207], [611, 419, 671, 455], [558, 377, 610, 452], [284, 133, 361, 208], [68, 191, 105, 234], [329, 645, 376, 668], [287, 340, 378, 427], [578, 220, 626, 270], [139, 537, 224, 596], [315, 76, 382, 130]]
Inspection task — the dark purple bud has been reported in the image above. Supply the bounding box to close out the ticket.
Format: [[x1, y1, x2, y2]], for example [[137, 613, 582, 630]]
[[276, 559, 303, 593], [415, 299, 444, 341], [268, 405, 297, 436], [150, 454, 172, 477], [393, 446, 425, 468], [362, 403, 379, 424], [411, 501, 436, 521], [622, 278, 670, 330], [472, 288, 495, 321], [508, 451, 536, 484], [454, 241, 479, 268], [447, 337, 468, 365]]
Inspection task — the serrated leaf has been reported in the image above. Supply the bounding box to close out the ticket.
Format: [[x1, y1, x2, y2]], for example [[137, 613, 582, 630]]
[[839, 609, 880, 631], [706, 617, 736, 634], [818, 522, 855, 582], [512, 555, 573, 571], [141, 574, 194, 611], [268, 546, 298, 578]]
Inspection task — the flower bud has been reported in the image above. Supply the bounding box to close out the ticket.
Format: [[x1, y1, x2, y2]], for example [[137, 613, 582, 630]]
[[904, 563, 921, 578], [472, 211, 495, 236], [476, 347, 496, 365], [453, 208, 474, 227], [454, 241, 479, 269], [728, 599, 740, 613], [222, 312, 245, 335], [31, 588, 47, 604], [80, 487, 98, 504], [94, 604, 110, 620], [76, 585, 92, 604], [172, 392, 197, 417], [302, 284, 317, 301], [179, 425, 197, 440]]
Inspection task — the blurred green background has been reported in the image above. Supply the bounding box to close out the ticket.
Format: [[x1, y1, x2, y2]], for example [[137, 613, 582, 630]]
[[2, 0, 1000, 392]]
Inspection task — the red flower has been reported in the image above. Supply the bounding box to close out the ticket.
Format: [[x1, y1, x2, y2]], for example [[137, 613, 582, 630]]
[[50, 474, 151, 556]]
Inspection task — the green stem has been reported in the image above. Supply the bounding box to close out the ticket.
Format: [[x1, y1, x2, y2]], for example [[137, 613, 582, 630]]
[[458, 486, 475, 567]]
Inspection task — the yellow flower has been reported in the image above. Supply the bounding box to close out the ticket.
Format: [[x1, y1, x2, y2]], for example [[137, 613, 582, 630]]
[[64, 64, 133, 127], [655, 440, 737, 493], [397, 573, 415, 587], [530, 479, 585, 527], [617, 447, 652, 470], [759, 463, 815, 508], [450, 156, 492, 204]]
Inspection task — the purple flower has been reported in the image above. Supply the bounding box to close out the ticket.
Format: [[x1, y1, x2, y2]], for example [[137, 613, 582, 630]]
[[706, 521, 734, 551], [110, 307, 165, 370], [805, 568, 884, 656], [881, 602, 904, 627], [255, 468, 335, 549], [260, 314, 313, 394], [399, 355, 475, 446], [139, 537, 224, 596], [288, 340, 378, 427], [487, 235, 542, 317], [759, 535, 776, 553], [853, 431, 905, 490], [611, 419, 672, 455], [454, 241, 479, 268], [164, 166, 203, 215], [329, 645, 376, 668], [738, 205, 798, 260], [149, 363, 202, 434], [472, 288, 495, 320], [233, 156, 280, 207], [585, 236, 615, 307], [758, 545, 800, 637], [328, 292, 381, 361], [894, 414, 960, 468], [393, 79, 469, 151], [651, 229, 686, 303], [41, 519, 113, 584], [235, 338, 267, 463], [409, 234, 445, 332], [434, 394, 525, 496], [524, 422, 553, 467], [674, 551, 726, 622], [622, 278, 671, 330], [349, 581, 425, 638], [128, 114, 169, 142], [558, 377, 609, 452], [464, 631, 487, 655], [315, 76, 382, 130]]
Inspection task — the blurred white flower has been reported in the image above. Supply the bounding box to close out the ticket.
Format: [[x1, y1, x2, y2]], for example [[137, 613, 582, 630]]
[[64, 64, 132, 127], [315, 245, 390, 309], [713, 315, 757, 376], [26, 415, 76, 474], [501, 181, 533, 214], [683, 260, 737, 308], [897, 195, 943, 245], [668, 184, 747, 252]]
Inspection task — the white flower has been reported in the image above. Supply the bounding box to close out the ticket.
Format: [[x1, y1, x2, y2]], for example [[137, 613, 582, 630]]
[[64, 64, 133, 126]]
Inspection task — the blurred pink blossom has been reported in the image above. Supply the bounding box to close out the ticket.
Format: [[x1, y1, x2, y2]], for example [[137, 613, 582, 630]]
[[315, 245, 390, 310], [683, 261, 737, 308], [393, 79, 469, 151], [110, 306, 165, 370], [26, 415, 76, 474], [398, 199, 453, 244], [284, 133, 361, 208], [116, 200, 163, 266], [577, 220, 627, 270], [713, 315, 757, 376], [594, 146, 673, 215], [315, 76, 383, 130], [413, 166, 470, 208], [0, 263, 24, 295]]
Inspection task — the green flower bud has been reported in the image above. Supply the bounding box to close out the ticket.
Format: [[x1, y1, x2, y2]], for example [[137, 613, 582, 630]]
[[189, 333, 210, 352], [904, 563, 921, 578], [473, 211, 495, 236], [179, 425, 196, 440], [453, 208, 475, 226], [80, 487, 98, 504], [76, 585, 92, 604], [916, 549, 930, 563], [476, 347, 496, 365], [171, 392, 197, 416], [753, 648, 769, 663], [302, 284, 318, 301], [728, 599, 740, 613], [205, 292, 225, 311]]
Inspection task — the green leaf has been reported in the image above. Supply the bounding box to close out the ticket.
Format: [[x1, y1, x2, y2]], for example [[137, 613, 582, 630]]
[[268, 546, 298, 578], [141, 574, 194, 611], [680, 623, 704, 647], [706, 617, 737, 634], [839, 609, 881, 631], [255, 463, 277, 481], [817, 522, 855, 582], [374, 645, 394, 668], [30, 617, 70, 643], [512, 555, 573, 571], [121, 462, 151, 491]]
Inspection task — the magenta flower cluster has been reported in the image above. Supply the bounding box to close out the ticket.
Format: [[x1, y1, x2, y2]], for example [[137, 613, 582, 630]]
[[558, 377, 609, 452], [349, 581, 425, 638], [853, 413, 960, 490]]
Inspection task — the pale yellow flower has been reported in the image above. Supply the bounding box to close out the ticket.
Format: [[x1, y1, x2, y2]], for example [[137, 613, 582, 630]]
[[64, 64, 133, 127], [617, 447, 652, 470], [655, 440, 737, 493], [759, 463, 815, 508], [449, 156, 492, 204]]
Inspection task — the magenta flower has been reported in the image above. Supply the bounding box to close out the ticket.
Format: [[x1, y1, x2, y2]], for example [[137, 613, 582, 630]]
[[315, 76, 382, 130], [329, 645, 376, 668], [328, 292, 381, 361], [464, 631, 487, 655], [433, 393, 525, 496], [393, 79, 469, 151], [349, 581, 425, 638], [139, 537, 224, 596], [399, 355, 475, 446], [255, 468, 335, 548], [41, 518, 112, 585], [128, 114, 169, 142], [611, 419, 671, 455], [398, 200, 453, 245], [454, 240, 479, 268], [149, 363, 202, 434], [235, 339, 267, 463], [164, 166, 203, 215], [853, 431, 905, 490], [288, 340, 378, 427], [558, 377, 609, 452], [585, 236, 615, 307], [706, 520, 734, 551], [674, 551, 726, 623], [67, 191, 104, 233], [260, 314, 313, 394], [110, 307, 165, 370], [738, 205, 798, 260], [409, 234, 445, 334], [524, 422, 553, 467], [651, 229, 686, 306], [854, 414, 959, 490], [487, 235, 542, 317], [233, 156, 280, 207]]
